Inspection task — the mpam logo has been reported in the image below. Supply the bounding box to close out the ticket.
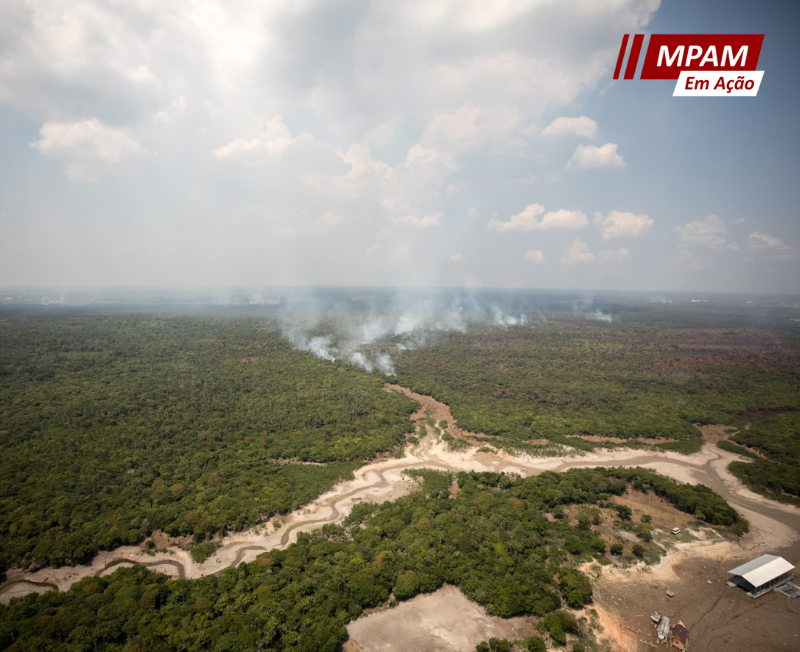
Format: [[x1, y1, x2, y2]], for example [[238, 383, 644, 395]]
[[614, 34, 765, 96]]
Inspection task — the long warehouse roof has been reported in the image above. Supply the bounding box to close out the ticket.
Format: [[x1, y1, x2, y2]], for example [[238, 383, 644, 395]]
[[728, 554, 794, 587]]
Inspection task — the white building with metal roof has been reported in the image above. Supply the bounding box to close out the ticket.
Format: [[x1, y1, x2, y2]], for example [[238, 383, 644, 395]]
[[727, 554, 794, 598]]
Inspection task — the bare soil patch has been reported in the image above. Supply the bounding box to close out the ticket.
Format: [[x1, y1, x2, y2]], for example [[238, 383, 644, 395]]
[[385, 384, 488, 443], [386, 384, 454, 425], [696, 424, 738, 444], [591, 603, 639, 652], [615, 490, 696, 532], [595, 554, 800, 651], [345, 585, 537, 651], [149, 530, 193, 549]]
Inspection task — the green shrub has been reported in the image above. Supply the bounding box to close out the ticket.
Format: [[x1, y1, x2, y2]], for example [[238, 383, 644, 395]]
[[190, 540, 221, 563], [717, 440, 759, 459], [524, 637, 547, 652], [540, 611, 580, 646]]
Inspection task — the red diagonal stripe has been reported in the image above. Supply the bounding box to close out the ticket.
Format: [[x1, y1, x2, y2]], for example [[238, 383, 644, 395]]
[[624, 34, 644, 79], [613, 34, 629, 80]]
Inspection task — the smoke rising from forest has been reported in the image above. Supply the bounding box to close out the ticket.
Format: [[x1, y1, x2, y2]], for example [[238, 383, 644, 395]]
[[275, 289, 609, 376]]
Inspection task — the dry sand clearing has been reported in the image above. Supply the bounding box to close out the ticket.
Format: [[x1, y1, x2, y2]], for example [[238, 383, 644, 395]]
[[345, 585, 536, 652]]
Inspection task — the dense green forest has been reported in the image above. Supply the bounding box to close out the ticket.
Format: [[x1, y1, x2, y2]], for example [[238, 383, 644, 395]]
[[0, 468, 746, 651], [1, 309, 787, 571], [394, 322, 800, 448], [0, 312, 417, 569], [727, 413, 800, 504]]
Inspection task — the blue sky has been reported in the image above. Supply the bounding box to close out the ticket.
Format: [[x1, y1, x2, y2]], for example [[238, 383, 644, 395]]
[[0, 0, 797, 292]]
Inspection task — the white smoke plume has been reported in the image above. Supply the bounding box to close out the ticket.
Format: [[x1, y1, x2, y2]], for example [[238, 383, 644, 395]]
[[587, 309, 614, 323], [277, 289, 558, 376], [283, 328, 339, 362], [348, 351, 374, 372], [308, 336, 337, 360], [375, 353, 396, 376], [491, 306, 527, 327]]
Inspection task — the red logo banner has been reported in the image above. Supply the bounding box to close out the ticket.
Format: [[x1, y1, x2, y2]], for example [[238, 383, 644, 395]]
[[614, 34, 764, 80]]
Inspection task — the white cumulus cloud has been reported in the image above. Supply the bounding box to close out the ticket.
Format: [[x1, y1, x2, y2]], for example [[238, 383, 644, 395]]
[[214, 116, 311, 158], [673, 214, 730, 251], [541, 116, 598, 138], [593, 210, 654, 239], [422, 104, 524, 153], [487, 204, 587, 232], [561, 239, 594, 265], [523, 250, 545, 263], [565, 142, 626, 170], [747, 232, 800, 261], [30, 118, 145, 183], [0, 0, 666, 286]]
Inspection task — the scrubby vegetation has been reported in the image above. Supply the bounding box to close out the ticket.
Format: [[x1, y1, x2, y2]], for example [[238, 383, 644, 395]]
[[477, 636, 547, 651], [476, 615, 594, 652], [394, 322, 800, 450], [0, 312, 416, 569], [605, 467, 747, 532], [190, 540, 222, 564], [717, 440, 760, 459], [728, 413, 800, 504], [0, 468, 745, 650]]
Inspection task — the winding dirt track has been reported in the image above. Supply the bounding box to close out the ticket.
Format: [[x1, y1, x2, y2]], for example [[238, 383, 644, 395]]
[[3, 385, 800, 622]]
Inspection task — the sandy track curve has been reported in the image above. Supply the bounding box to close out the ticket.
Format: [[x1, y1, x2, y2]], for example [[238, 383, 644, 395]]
[[3, 386, 798, 604]]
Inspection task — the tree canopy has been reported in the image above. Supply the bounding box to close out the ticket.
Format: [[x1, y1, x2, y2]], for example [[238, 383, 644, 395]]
[[0, 468, 746, 651], [0, 312, 416, 569]]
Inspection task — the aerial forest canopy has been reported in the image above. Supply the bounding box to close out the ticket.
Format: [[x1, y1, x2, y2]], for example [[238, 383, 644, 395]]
[[0, 311, 417, 569], [394, 321, 800, 452], [0, 468, 747, 651], [0, 306, 796, 570], [725, 412, 800, 504]]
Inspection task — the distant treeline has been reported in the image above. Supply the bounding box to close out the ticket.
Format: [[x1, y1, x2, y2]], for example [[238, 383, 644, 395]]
[[394, 323, 800, 449]]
